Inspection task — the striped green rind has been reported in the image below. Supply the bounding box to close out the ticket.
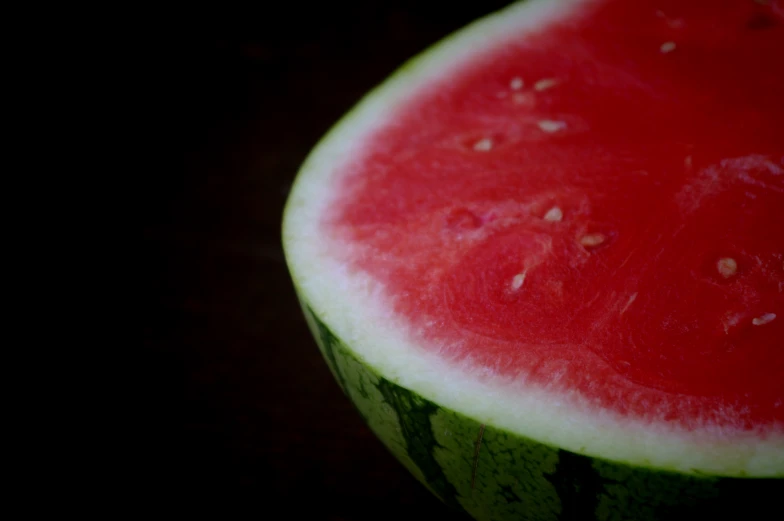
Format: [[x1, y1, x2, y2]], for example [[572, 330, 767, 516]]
[[300, 300, 783, 521]]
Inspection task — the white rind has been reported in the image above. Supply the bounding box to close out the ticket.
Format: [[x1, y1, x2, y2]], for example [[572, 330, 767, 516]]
[[282, 0, 784, 477]]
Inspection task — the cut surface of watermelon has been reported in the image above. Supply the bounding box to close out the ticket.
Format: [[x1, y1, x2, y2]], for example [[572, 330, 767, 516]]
[[283, 0, 783, 498]]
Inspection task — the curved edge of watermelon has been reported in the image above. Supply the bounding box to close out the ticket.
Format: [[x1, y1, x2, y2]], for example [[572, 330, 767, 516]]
[[282, 0, 784, 486], [297, 297, 782, 519]]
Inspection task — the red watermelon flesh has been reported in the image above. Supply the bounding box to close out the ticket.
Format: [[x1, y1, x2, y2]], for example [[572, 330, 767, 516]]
[[327, 0, 784, 431]]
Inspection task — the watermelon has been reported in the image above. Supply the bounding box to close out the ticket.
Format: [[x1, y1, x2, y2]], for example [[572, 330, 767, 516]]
[[282, 0, 784, 519]]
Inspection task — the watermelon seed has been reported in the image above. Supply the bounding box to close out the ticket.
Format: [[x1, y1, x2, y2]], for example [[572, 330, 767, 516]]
[[752, 313, 776, 326], [511, 271, 527, 291], [471, 424, 486, 490], [580, 233, 606, 248], [534, 78, 559, 91], [473, 138, 493, 151], [543, 206, 563, 222], [510, 77, 524, 90], [717, 257, 738, 278], [660, 41, 677, 54], [538, 120, 567, 133]]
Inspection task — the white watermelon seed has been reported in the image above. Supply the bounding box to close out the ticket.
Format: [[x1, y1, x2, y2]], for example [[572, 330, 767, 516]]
[[510, 77, 524, 90], [752, 313, 776, 326], [538, 120, 567, 133], [717, 257, 738, 278], [580, 233, 605, 247], [543, 206, 563, 222], [660, 41, 677, 54], [473, 138, 493, 151], [511, 271, 527, 291], [534, 78, 559, 91]]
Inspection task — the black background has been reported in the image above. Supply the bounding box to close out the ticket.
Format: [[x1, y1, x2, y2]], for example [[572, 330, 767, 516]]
[[139, 2, 512, 516]]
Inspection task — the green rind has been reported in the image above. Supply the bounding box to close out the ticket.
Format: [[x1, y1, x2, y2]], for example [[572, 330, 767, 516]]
[[299, 299, 783, 521]]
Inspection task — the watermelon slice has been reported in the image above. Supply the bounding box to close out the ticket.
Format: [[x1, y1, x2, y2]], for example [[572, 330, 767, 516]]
[[282, 0, 784, 519]]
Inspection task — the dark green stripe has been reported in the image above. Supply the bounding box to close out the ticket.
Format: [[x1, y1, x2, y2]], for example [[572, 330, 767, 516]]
[[377, 379, 467, 515], [546, 450, 602, 520], [309, 308, 349, 393], [710, 474, 784, 520]]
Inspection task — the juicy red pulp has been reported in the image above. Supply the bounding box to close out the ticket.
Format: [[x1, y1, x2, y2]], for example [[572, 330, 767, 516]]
[[331, 0, 784, 429]]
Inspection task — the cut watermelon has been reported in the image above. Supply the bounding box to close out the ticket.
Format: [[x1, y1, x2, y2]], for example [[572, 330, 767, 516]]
[[282, 0, 784, 519]]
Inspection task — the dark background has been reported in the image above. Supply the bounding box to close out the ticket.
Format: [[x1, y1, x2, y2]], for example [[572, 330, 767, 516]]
[[139, 2, 511, 516]]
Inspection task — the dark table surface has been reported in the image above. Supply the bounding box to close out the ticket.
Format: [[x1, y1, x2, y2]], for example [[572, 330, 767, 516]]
[[139, 2, 512, 516]]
